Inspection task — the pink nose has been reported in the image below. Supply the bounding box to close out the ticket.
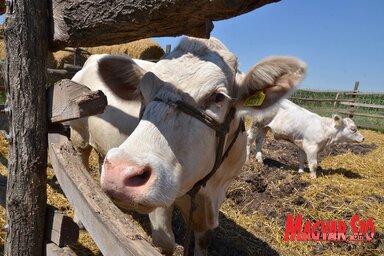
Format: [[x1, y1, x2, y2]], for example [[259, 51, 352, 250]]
[[101, 158, 153, 204]]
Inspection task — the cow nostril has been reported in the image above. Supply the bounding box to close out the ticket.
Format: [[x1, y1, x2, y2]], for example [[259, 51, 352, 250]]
[[124, 165, 152, 187]]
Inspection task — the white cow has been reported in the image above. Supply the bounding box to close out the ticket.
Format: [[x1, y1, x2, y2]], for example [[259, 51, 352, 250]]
[[70, 37, 306, 255], [246, 99, 364, 178]]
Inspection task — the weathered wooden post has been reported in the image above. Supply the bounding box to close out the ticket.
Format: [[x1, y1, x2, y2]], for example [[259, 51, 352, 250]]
[[349, 81, 359, 118], [4, 0, 49, 255]]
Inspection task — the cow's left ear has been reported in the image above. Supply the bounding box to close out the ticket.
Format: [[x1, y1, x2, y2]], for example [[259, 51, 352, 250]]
[[98, 55, 146, 100], [235, 56, 306, 113]]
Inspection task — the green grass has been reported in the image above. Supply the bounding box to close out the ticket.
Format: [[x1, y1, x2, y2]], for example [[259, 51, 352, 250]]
[[290, 89, 384, 131]]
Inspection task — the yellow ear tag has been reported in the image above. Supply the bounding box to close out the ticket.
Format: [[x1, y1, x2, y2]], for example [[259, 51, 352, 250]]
[[335, 119, 342, 126], [243, 91, 266, 107]]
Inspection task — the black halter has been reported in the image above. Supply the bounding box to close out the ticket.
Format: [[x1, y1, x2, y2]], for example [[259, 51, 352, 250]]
[[145, 97, 244, 255]]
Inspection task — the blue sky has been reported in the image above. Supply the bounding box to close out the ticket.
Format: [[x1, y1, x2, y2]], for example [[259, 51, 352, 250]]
[[1, 0, 383, 92], [153, 0, 384, 92]]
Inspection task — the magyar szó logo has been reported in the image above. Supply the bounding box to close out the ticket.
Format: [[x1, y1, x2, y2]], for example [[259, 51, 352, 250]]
[[284, 214, 375, 242]]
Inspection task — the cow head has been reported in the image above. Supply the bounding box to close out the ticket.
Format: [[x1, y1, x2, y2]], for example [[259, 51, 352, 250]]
[[99, 37, 306, 213], [332, 114, 364, 143]]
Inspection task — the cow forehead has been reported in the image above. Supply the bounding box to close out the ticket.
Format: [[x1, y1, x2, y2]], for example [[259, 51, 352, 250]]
[[146, 37, 238, 102], [344, 118, 356, 126], [153, 57, 231, 99]]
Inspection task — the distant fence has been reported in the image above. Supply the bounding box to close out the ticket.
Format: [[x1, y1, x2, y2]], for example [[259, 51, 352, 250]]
[[289, 82, 384, 131]]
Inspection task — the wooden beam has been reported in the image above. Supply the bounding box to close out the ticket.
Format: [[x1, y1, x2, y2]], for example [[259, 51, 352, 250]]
[[339, 101, 384, 110], [337, 110, 384, 119], [48, 134, 161, 255], [290, 96, 354, 102], [45, 206, 79, 247], [345, 92, 384, 96], [47, 79, 108, 123], [50, 0, 279, 49], [45, 243, 77, 256], [4, 0, 49, 255], [348, 81, 360, 118]]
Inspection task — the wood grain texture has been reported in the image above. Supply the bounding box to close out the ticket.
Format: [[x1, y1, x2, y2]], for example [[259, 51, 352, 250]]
[[51, 0, 280, 49], [45, 206, 79, 247], [48, 134, 161, 256], [4, 0, 49, 255], [47, 79, 108, 123], [45, 243, 78, 256]]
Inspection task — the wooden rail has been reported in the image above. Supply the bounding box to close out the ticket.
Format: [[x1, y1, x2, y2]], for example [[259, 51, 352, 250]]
[[289, 83, 384, 131], [339, 101, 384, 110], [48, 134, 161, 256], [290, 97, 354, 102]]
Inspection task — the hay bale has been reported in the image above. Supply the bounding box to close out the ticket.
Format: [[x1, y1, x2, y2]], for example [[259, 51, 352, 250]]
[[85, 39, 165, 60], [0, 36, 165, 88]]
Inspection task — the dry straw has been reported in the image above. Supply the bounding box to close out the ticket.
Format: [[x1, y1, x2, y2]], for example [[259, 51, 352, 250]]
[[0, 129, 383, 255]]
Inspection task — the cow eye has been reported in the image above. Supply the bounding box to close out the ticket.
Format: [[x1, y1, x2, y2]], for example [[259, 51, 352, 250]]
[[350, 127, 357, 133], [213, 93, 225, 103]]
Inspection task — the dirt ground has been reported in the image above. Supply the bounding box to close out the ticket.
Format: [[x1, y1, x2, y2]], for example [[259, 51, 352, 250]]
[[0, 130, 383, 256], [227, 134, 384, 255]]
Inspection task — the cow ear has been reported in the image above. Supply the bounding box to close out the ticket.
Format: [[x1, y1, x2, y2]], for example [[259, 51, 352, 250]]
[[236, 56, 306, 113], [332, 114, 344, 127], [98, 55, 146, 100]]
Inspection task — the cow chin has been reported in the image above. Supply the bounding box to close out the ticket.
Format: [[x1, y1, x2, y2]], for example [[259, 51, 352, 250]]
[[113, 199, 157, 214], [102, 183, 173, 214]]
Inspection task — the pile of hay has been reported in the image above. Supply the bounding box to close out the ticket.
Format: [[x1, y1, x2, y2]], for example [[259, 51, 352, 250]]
[[0, 25, 165, 87], [0, 128, 383, 255], [47, 38, 165, 69], [84, 39, 165, 61], [223, 129, 384, 255]]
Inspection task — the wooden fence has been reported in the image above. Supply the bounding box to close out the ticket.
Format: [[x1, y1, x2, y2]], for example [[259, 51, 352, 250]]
[[1, 1, 280, 255], [289, 81, 384, 131]]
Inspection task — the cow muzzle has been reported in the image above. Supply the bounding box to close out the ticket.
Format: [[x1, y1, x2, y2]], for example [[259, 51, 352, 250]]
[[100, 149, 157, 213]]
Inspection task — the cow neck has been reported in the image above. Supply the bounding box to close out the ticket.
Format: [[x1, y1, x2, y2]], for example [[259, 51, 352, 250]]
[[142, 97, 244, 255]]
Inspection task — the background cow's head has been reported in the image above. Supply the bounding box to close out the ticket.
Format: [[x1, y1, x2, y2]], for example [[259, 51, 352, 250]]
[[332, 114, 364, 143], [98, 37, 306, 213]]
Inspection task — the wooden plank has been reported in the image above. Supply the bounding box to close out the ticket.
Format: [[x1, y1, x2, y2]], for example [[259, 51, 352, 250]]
[[337, 110, 384, 119], [339, 101, 384, 110], [45, 206, 79, 247], [333, 92, 340, 111], [47, 79, 108, 123], [50, 0, 278, 49], [47, 68, 77, 77], [4, 0, 49, 254], [48, 134, 161, 256], [45, 243, 77, 256], [355, 123, 384, 131], [345, 92, 384, 96], [63, 64, 82, 72], [290, 96, 354, 102], [349, 81, 359, 118]]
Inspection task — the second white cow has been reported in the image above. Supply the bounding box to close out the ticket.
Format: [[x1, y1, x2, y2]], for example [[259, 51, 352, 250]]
[[247, 99, 364, 178]]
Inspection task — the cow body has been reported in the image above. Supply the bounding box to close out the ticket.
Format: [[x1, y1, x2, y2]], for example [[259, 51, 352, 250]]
[[70, 56, 154, 165], [70, 37, 306, 255], [247, 99, 364, 178]]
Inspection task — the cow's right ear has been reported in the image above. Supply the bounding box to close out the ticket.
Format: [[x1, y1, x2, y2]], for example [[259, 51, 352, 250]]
[[332, 114, 344, 127], [98, 55, 146, 100], [235, 56, 306, 113]]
